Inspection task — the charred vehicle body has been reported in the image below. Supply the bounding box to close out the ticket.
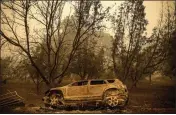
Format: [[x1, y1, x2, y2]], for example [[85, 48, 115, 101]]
[[42, 79, 129, 108]]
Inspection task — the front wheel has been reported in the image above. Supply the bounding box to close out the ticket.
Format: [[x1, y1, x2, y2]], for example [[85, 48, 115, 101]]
[[49, 93, 64, 108]]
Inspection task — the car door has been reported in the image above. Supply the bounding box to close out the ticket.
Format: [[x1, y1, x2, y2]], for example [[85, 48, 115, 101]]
[[65, 81, 88, 100], [87, 80, 107, 99]]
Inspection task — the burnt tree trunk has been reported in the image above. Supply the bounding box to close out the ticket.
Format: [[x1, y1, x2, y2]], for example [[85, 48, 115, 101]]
[[36, 75, 40, 95], [149, 74, 152, 84], [0, 1, 2, 95]]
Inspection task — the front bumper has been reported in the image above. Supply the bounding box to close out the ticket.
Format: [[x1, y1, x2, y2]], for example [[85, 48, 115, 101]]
[[42, 96, 50, 104]]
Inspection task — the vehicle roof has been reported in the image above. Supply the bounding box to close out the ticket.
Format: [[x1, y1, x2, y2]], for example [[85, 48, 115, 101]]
[[72, 79, 118, 82]]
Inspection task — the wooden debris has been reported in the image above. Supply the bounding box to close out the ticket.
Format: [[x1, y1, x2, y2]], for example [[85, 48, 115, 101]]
[[0, 91, 25, 108]]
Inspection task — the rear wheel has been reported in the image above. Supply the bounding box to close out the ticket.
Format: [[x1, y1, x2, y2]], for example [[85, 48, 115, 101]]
[[103, 90, 120, 108]]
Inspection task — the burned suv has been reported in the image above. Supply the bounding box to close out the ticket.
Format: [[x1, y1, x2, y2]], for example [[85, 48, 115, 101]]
[[42, 79, 129, 108]]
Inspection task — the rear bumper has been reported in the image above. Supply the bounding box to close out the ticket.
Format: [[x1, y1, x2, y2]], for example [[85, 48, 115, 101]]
[[118, 95, 129, 106], [116, 92, 129, 106]]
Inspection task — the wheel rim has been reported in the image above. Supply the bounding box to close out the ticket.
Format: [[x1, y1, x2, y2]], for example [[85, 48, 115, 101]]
[[106, 96, 119, 107], [50, 94, 59, 106]]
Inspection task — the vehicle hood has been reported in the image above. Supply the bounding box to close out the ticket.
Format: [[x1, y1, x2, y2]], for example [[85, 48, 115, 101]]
[[50, 85, 67, 91]]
